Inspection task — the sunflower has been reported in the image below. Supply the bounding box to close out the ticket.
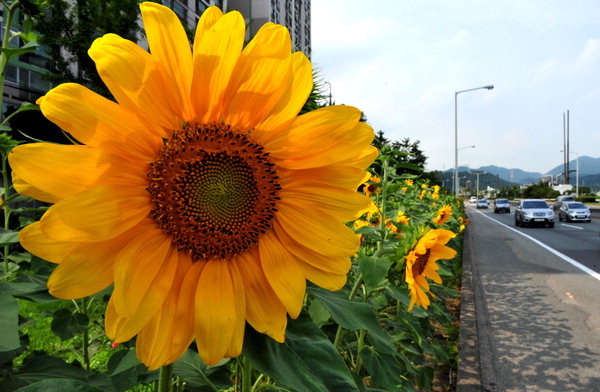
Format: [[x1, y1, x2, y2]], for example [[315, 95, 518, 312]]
[[405, 229, 456, 310], [395, 210, 410, 225], [9, 3, 376, 369], [433, 204, 452, 226], [362, 175, 381, 197]]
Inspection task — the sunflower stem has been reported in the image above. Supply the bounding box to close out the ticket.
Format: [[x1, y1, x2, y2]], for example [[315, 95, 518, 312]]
[[241, 355, 253, 392], [80, 297, 91, 371], [333, 272, 363, 348], [158, 364, 174, 392]]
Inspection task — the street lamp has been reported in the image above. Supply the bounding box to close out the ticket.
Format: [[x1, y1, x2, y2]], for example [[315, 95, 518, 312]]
[[452, 145, 475, 193], [324, 81, 333, 105], [454, 85, 494, 197], [469, 170, 486, 199]]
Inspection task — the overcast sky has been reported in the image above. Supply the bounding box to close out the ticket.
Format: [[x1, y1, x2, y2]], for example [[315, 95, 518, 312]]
[[310, 0, 600, 174]]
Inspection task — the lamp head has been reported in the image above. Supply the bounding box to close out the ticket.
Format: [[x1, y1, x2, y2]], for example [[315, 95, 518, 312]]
[[485, 85, 494, 90]]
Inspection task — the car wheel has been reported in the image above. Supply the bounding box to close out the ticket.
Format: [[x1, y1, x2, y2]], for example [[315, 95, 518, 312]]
[[558, 215, 562, 222], [515, 217, 520, 226], [549, 222, 555, 228], [587, 219, 591, 223]]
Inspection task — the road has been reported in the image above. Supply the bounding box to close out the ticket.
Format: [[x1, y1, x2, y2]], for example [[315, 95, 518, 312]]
[[458, 205, 600, 392]]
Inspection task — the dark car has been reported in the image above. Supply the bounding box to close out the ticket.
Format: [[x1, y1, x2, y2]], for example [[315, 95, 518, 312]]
[[553, 195, 575, 211], [515, 199, 555, 228], [558, 202, 591, 223], [494, 199, 510, 213]]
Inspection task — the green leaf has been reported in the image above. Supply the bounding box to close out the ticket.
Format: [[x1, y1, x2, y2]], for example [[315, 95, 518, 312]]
[[358, 256, 391, 293], [15, 378, 103, 392], [0, 293, 20, 351], [173, 349, 232, 390], [0, 41, 39, 59], [307, 298, 331, 327], [50, 308, 89, 340], [361, 349, 405, 391], [244, 312, 359, 392], [0, 229, 20, 246], [12, 354, 88, 386], [107, 350, 150, 391], [308, 286, 396, 355]]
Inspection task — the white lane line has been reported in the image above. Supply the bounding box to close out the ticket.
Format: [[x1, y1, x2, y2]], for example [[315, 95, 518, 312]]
[[472, 209, 600, 282], [561, 223, 584, 230]]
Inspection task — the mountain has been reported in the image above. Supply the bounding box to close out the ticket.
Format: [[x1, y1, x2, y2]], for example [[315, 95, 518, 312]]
[[544, 156, 600, 177], [478, 165, 543, 184]]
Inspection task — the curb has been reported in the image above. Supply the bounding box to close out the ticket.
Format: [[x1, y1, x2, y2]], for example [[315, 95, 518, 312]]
[[456, 214, 498, 392]]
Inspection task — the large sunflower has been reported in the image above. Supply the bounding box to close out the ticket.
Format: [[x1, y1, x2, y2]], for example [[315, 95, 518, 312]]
[[405, 229, 456, 310], [9, 3, 376, 368]]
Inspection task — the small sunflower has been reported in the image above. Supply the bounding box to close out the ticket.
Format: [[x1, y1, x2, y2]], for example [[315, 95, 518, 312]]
[[433, 205, 452, 226], [9, 3, 376, 368], [362, 175, 381, 197], [405, 229, 457, 310], [395, 210, 410, 225]]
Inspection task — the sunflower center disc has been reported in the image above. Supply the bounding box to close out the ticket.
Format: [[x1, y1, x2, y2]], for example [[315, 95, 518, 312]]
[[413, 249, 431, 277], [147, 122, 280, 261]]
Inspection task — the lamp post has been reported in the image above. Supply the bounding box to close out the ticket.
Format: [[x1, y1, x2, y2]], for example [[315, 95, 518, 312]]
[[454, 85, 494, 197], [469, 171, 486, 199], [453, 145, 476, 193], [324, 81, 332, 105]]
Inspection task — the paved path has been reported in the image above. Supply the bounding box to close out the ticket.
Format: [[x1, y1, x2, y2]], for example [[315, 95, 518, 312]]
[[457, 208, 600, 392]]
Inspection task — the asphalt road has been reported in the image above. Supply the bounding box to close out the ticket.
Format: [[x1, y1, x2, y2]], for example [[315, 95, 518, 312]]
[[458, 205, 600, 392]]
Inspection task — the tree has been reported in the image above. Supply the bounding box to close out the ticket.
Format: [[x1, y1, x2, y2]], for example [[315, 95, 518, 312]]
[[372, 131, 430, 179], [29, 0, 141, 96]]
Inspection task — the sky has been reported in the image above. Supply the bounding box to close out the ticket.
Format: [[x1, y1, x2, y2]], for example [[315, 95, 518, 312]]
[[310, 0, 600, 174]]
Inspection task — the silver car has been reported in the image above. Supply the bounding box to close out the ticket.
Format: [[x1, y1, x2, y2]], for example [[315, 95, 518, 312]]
[[558, 202, 591, 223], [494, 198, 510, 213], [515, 199, 555, 228]]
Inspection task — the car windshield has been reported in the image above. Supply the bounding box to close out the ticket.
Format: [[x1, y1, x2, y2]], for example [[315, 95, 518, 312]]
[[522, 201, 548, 209], [496, 199, 508, 203], [567, 202, 585, 209]]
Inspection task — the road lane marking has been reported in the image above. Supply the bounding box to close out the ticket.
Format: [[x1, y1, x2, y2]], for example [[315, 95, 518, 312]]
[[561, 223, 584, 230], [472, 209, 600, 282]]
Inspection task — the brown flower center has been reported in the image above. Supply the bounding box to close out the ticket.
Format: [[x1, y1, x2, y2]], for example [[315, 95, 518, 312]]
[[147, 122, 280, 261], [412, 249, 431, 277]]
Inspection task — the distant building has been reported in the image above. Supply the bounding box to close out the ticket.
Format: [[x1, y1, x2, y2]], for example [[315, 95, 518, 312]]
[[227, 0, 311, 57]]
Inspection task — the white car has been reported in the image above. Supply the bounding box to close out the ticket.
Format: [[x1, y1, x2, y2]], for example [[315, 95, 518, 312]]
[[476, 199, 488, 209], [515, 199, 555, 228], [558, 202, 591, 223], [469, 196, 477, 203]]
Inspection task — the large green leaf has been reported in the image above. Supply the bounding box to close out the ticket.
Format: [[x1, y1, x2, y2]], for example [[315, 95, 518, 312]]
[[0, 282, 55, 303], [0, 230, 20, 246], [15, 378, 103, 392], [50, 308, 89, 340], [173, 349, 232, 390], [107, 350, 150, 392], [243, 312, 359, 392], [358, 256, 391, 293], [0, 293, 20, 351], [11, 354, 89, 387], [308, 286, 396, 355], [361, 349, 407, 392]]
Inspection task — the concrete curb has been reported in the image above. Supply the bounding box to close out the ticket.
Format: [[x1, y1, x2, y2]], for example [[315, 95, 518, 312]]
[[457, 214, 498, 392]]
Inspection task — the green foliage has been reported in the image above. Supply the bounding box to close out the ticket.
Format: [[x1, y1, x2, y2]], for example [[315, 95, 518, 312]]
[[28, 0, 141, 96], [520, 181, 559, 199]]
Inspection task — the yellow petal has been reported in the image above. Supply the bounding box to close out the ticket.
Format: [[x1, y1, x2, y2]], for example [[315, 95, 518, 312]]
[[222, 23, 293, 130], [234, 250, 287, 342], [273, 221, 351, 274], [195, 259, 245, 365], [37, 83, 163, 159], [258, 231, 305, 318], [278, 166, 370, 191], [299, 262, 347, 291], [275, 202, 359, 257], [140, 2, 193, 120], [11, 171, 58, 203], [47, 232, 133, 299], [255, 51, 313, 132], [112, 227, 175, 317], [136, 253, 194, 370], [88, 33, 181, 131], [280, 182, 372, 221], [9, 144, 108, 202], [19, 222, 77, 263], [39, 185, 149, 242], [191, 10, 245, 123], [193, 6, 224, 49]]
